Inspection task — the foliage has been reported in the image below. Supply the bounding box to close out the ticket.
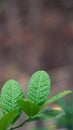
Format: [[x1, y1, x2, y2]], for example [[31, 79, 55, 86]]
[[0, 70, 72, 130], [1, 80, 24, 123], [56, 94, 73, 130]]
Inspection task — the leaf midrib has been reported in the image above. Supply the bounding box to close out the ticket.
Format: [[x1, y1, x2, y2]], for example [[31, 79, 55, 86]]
[[36, 74, 42, 102], [11, 84, 15, 109]]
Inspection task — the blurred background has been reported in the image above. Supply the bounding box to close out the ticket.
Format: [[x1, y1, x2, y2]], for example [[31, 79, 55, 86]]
[[0, 0, 73, 130]]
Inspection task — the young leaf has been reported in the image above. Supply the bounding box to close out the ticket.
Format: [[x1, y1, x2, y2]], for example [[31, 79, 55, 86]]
[[28, 70, 50, 106], [43, 91, 72, 107], [17, 99, 40, 117], [1, 80, 24, 121], [29, 109, 65, 121], [0, 110, 17, 130]]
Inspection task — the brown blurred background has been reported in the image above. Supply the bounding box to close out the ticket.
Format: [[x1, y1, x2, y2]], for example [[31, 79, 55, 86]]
[[0, 0, 73, 129]]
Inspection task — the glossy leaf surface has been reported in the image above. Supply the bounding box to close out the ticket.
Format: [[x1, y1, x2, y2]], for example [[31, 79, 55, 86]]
[[17, 99, 40, 117]]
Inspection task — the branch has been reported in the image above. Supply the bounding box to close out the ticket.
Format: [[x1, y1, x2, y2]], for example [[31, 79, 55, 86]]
[[10, 118, 31, 130]]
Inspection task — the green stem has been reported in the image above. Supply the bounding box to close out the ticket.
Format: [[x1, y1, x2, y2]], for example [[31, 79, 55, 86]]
[[10, 118, 31, 130]]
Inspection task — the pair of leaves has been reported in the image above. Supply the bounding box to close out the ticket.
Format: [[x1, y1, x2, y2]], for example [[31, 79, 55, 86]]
[[0, 70, 72, 130], [0, 70, 50, 118], [0, 110, 17, 130]]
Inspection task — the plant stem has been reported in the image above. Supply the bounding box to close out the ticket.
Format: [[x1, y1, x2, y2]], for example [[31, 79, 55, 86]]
[[10, 118, 31, 130]]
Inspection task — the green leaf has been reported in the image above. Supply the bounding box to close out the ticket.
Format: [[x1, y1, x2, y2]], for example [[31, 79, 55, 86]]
[[43, 91, 72, 107], [0, 111, 3, 119], [0, 110, 17, 130], [1, 80, 24, 121], [17, 99, 40, 117], [28, 70, 50, 106], [0, 95, 1, 108], [30, 109, 65, 121], [70, 93, 73, 106]]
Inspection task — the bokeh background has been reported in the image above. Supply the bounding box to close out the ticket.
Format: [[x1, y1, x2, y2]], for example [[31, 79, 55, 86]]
[[0, 0, 73, 130]]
